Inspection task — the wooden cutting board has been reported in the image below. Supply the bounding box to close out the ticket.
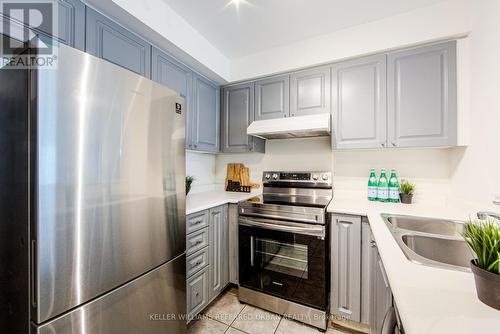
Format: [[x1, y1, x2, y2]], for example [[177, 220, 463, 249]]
[[225, 163, 260, 190]]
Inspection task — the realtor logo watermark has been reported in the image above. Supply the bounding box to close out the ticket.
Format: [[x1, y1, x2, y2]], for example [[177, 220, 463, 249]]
[[1, 0, 58, 68]]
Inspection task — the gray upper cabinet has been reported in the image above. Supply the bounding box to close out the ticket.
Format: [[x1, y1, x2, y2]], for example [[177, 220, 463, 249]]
[[290, 66, 331, 116], [53, 0, 85, 50], [254, 75, 289, 121], [152, 47, 192, 99], [222, 83, 265, 153], [1, 0, 85, 50], [151, 47, 193, 149], [191, 74, 220, 152], [332, 54, 387, 149], [86, 7, 151, 77], [387, 41, 457, 148], [331, 214, 362, 323]]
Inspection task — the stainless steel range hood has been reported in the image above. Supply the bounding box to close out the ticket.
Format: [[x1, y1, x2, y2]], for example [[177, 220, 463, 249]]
[[247, 113, 331, 139]]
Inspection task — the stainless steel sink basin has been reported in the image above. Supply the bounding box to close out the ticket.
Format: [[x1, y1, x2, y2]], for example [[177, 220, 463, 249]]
[[401, 234, 473, 269], [385, 214, 466, 236], [381, 214, 471, 271]]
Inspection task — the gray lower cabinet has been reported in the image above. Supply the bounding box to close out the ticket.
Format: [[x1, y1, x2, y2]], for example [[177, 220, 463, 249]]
[[186, 205, 229, 320], [369, 238, 393, 334], [387, 41, 457, 148], [228, 203, 239, 284], [331, 214, 362, 322], [290, 66, 331, 116], [191, 74, 220, 152], [331, 214, 394, 332], [254, 75, 289, 120], [222, 83, 265, 153], [85, 7, 151, 77], [208, 205, 229, 300], [360, 219, 373, 326], [332, 54, 387, 149], [187, 266, 209, 319]]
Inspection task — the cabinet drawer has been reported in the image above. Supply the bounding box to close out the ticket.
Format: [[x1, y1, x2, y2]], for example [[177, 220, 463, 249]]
[[187, 266, 209, 319], [186, 227, 209, 255], [187, 210, 209, 234], [186, 246, 209, 278]]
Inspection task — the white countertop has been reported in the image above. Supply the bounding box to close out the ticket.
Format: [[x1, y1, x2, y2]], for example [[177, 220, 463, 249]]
[[328, 198, 500, 334], [186, 188, 261, 215]]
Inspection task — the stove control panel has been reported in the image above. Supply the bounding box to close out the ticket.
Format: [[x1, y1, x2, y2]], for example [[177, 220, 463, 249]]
[[262, 171, 332, 185]]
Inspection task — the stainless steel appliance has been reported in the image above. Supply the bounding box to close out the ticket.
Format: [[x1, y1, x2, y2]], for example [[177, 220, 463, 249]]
[[0, 43, 186, 333], [238, 171, 332, 330]]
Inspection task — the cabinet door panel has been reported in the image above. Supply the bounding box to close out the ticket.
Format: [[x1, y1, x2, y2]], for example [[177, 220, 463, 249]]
[[1, 0, 85, 50], [370, 245, 393, 334], [332, 54, 387, 149], [209, 206, 223, 300], [221, 205, 229, 289], [192, 75, 220, 152], [331, 214, 362, 322], [222, 83, 253, 152], [86, 8, 151, 77], [54, 0, 85, 50], [255, 75, 289, 120], [187, 266, 209, 319], [388, 41, 457, 147], [151, 47, 193, 148], [361, 220, 372, 325], [290, 66, 331, 116]]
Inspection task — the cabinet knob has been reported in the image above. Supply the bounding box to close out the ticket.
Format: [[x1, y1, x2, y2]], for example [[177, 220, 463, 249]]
[[381, 143, 386, 147], [193, 144, 197, 148], [391, 142, 397, 147]]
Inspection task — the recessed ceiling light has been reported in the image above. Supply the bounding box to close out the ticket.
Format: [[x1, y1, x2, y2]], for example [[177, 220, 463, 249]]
[[227, 0, 248, 10]]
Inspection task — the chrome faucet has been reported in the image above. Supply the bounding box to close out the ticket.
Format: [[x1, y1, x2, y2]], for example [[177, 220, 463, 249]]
[[477, 211, 500, 220]]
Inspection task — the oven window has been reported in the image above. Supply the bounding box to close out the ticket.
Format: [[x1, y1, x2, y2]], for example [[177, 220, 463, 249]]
[[255, 237, 308, 279]]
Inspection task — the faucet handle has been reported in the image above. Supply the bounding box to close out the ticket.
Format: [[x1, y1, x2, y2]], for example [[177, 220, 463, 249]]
[[477, 211, 500, 221]]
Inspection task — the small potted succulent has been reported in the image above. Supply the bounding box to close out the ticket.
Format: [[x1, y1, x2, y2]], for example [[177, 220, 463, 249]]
[[186, 175, 194, 195], [399, 180, 415, 204], [462, 219, 500, 310]]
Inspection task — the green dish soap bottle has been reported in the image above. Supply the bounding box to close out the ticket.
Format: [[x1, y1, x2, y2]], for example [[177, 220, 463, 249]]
[[377, 168, 389, 202], [368, 168, 378, 201], [388, 169, 400, 203]]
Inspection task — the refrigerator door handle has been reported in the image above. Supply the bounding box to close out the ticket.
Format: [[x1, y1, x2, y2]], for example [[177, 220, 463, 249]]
[[31, 239, 37, 308]]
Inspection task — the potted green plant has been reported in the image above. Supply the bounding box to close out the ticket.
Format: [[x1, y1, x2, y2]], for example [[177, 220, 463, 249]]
[[186, 176, 194, 195], [399, 180, 415, 204], [462, 219, 500, 310]]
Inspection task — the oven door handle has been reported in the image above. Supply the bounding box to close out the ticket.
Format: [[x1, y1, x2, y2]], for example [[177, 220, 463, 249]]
[[239, 217, 325, 239]]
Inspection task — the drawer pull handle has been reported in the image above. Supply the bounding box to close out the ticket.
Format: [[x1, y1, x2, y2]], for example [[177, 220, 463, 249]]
[[194, 261, 202, 266], [191, 240, 203, 247], [192, 220, 203, 225], [196, 292, 200, 297]]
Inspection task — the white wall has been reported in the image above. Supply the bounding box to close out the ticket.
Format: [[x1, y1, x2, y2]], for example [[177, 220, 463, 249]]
[[186, 151, 216, 193], [448, 0, 500, 207], [215, 137, 332, 184], [230, 0, 472, 81], [214, 139, 454, 204]]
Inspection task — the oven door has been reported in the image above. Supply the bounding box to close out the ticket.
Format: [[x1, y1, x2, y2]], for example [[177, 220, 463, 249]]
[[239, 216, 328, 310]]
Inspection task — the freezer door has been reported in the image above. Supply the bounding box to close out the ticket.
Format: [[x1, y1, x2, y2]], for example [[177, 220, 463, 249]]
[[35, 255, 187, 334], [35, 44, 186, 323]]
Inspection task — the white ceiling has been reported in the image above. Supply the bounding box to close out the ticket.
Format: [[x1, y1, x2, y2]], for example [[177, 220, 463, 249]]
[[162, 0, 448, 58]]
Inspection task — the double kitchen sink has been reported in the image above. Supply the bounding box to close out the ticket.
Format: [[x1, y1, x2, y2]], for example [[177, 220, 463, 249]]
[[381, 214, 473, 272]]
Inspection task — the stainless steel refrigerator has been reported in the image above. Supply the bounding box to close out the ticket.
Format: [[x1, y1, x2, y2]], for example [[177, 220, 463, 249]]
[[0, 43, 186, 333]]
